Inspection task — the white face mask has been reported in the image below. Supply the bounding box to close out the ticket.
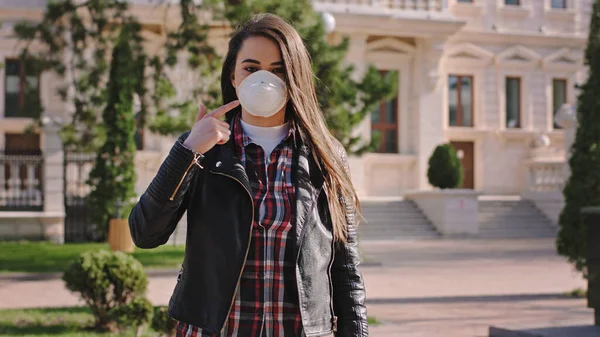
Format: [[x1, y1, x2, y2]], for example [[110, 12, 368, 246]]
[[237, 70, 288, 118]]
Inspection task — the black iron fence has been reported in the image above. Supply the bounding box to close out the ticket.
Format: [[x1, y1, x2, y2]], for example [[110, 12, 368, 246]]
[[64, 151, 98, 242], [0, 151, 44, 211]]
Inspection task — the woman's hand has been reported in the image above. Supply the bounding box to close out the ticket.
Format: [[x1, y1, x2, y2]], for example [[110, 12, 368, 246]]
[[183, 100, 240, 154]]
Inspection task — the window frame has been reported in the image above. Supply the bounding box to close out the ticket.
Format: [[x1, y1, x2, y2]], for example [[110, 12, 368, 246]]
[[550, 0, 566, 9], [448, 74, 475, 127], [4, 58, 41, 118], [505, 76, 522, 129], [552, 78, 568, 129], [371, 70, 399, 154]]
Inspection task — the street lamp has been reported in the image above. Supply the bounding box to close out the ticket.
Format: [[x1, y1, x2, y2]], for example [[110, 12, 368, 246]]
[[321, 11, 336, 34]]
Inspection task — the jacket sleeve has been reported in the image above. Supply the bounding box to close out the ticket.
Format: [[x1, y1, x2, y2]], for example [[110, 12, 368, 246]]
[[128, 132, 202, 249], [332, 145, 369, 337]]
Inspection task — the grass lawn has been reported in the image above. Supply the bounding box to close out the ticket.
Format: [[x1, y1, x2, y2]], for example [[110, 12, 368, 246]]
[[0, 307, 380, 336], [0, 241, 185, 273], [0, 307, 159, 337]]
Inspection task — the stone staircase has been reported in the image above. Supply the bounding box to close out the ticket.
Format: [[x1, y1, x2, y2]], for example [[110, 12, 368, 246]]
[[478, 196, 557, 239], [167, 199, 439, 244], [166, 197, 556, 244], [358, 198, 439, 241]]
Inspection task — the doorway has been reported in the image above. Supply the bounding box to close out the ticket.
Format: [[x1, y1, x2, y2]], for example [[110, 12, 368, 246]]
[[450, 141, 474, 189]]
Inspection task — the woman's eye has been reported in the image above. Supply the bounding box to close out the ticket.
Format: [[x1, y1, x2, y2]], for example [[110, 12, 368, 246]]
[[245, 67, 258, 73], [272, 68, 284, 74]]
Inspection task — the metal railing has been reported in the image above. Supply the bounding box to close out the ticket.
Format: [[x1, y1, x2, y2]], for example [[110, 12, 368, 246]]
[[0, 152, 44, 211]]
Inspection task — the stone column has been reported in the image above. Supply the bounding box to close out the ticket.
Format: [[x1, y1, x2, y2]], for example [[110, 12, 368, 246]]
[[415, 38, 446, 190], [345, 33, 369, 197], [41, 122, 65, 243], [555, 103, 577, 179]]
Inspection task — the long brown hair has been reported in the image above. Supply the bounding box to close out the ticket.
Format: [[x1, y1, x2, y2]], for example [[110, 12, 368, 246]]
[[221, 13, 360, 243]]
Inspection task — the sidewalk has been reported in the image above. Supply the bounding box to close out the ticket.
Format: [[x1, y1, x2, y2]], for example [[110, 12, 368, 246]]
[[0, 238, 592, 337]]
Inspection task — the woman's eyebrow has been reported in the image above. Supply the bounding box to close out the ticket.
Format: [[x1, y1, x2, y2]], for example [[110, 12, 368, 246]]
[[241, 58, 260, 64], [241, 59, 284, 66]]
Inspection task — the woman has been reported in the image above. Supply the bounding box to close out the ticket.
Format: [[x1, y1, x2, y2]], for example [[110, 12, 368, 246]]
[[129, 13, 367, 337]]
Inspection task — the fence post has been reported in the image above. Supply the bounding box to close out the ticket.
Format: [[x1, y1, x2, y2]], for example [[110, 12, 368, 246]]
[[584, 206, 600, 326], [41, 123, 65, 243]]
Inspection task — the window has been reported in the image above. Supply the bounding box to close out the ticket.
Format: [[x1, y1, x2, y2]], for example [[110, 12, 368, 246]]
[[505, 77, 521, 128], [4, 58, 41, 118], [551, 0, 566, 9], [505, 0, 520, 5], [448, 75, 474, 127], [552, 79, 567, 129], [371, 70, 399, 153]]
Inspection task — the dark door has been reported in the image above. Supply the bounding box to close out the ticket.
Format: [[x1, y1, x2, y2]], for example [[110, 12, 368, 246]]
[[450, 141, 474, 189]]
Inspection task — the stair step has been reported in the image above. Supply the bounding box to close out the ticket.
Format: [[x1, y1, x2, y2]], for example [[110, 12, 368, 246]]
[[480, 223, 554, 228], [476, 199, 556, 239], [478, 230, 557, 239], [358, 200, 437, 240]]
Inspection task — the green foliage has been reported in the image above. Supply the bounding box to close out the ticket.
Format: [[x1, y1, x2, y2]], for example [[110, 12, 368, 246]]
[[110, 297, 154, 337], [223, 0, 397, 155], [86, 28, 138, 237], [565, 287, 587, 298], [147, 0, 222, 135], [0, 241, 186, 273], [13, 0, 221, 151], [427, 143, 463, 189], [62, 250, 148, 332], [557, 0, 600, 276], [151, 306, 177, 337], [14, 0, 128, 152]]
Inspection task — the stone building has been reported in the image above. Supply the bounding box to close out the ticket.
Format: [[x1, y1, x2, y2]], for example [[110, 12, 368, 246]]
[[0, 0, 590, 241]]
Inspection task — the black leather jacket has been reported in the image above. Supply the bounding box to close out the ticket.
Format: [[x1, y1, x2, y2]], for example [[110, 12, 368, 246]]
[[129, 132, 368, 337]]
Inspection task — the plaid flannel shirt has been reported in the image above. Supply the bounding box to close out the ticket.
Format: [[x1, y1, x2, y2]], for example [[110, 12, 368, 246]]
[[177, 114, 303, 337]]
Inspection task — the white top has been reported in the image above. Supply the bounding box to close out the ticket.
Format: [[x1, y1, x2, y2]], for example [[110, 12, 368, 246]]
[[240, 119, 291, 222], [240, 119, 290, 157]]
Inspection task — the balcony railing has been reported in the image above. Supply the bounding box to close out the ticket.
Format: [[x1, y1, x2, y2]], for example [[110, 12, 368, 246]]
[[526, 160, 566, 193], [313, 0, 446, 12], [0, 152, 44, 211]]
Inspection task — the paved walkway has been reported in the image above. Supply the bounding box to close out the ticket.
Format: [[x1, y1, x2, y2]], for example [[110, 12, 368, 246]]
[[0, 238, 593, 337]]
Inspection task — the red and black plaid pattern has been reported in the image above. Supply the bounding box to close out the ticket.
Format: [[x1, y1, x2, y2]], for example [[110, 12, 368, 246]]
[[176, 114, 302, 337]]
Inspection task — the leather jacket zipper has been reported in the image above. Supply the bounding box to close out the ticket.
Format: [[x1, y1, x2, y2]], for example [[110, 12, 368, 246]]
[[210, 170, 254, 334], [328, 233, 337, 332], [169, 153, 203, 201]]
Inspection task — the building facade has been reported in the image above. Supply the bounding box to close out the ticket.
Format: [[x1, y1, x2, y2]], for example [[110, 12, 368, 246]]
[[322, 0, 589, 198], [0, 0, 590, 241]]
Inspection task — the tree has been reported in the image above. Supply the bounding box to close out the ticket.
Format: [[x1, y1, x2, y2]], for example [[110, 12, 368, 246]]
[[14, 0, 221, 239], [86, 26, 138, 237], [14, 0, 129, 151], [222, 0, 398, 155], [427, 143, 463, 189], [556, 0, 600, 276], [13, 0, 221, 152], [147, 0, 223, 136]]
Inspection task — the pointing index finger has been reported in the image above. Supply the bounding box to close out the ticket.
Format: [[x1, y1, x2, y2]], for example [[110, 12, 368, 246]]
[[207, 100, 240, 119]]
